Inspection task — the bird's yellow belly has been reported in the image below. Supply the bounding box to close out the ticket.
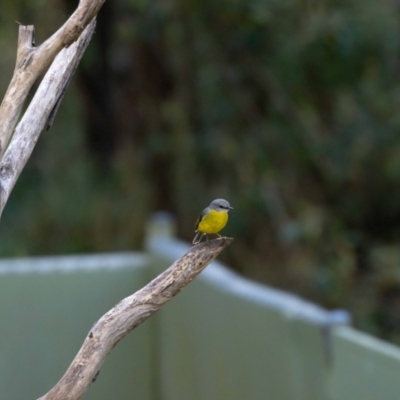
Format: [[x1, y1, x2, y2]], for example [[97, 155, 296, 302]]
[[198, 210, 228, 234]]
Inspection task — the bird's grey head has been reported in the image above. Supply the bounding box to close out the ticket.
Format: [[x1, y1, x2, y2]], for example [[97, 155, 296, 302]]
[[209, 199, 233, 212]]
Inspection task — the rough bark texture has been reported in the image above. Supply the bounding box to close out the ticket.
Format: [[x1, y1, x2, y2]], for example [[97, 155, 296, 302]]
[[0, 20, 96, 218], [37, 238, 233, 400], [0, 0, 105, 158]]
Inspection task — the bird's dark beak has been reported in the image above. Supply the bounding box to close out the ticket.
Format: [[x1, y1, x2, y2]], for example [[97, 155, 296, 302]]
[[229, 206, 234, 210]]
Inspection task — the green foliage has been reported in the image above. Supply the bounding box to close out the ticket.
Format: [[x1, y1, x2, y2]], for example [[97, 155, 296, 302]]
[[2, 0, 400, 342]]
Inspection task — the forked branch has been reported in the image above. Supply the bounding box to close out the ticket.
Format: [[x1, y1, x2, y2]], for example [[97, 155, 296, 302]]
[[0, 0, 106, 157], [0, 0, 106, 219], [0, 20, 96, 218]]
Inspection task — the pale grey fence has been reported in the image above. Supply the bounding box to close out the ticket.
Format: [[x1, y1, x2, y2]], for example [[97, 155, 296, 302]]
[[328, 325, 400, 400], [0, 215, 400, 399], [0, 254, 155, 400]]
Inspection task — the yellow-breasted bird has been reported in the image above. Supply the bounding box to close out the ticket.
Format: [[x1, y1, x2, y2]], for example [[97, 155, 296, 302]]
[[192, 199, 233, 244]]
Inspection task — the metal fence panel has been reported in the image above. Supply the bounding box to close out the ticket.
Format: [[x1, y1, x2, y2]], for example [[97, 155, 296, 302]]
[[0, 253, 154, 400], [329, 325, 400, 400], [285, 318, 329, 400]]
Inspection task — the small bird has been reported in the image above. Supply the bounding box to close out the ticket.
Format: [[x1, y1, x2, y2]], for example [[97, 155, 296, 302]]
[[192, 199, 233, 244]]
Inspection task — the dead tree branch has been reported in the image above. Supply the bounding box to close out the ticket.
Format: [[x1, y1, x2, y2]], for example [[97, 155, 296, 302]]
[[37, 238, 233, 400], [0, 20, 96, 218], [0, 0, 107, 219], [0, 0, 105, 157]]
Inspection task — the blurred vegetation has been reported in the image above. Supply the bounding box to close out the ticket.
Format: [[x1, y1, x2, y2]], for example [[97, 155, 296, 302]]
[[2, 0, 400, 343]]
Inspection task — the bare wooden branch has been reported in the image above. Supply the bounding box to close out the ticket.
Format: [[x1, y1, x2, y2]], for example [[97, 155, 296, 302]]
[[37, 238, 233, 400], [0, 21, 96, 218], [0, 0, 105, 157], [0, 25, 36, 156]]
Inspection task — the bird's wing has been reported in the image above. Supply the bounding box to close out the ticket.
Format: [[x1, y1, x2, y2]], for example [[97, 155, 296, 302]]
[[194, 207, 209, 231]]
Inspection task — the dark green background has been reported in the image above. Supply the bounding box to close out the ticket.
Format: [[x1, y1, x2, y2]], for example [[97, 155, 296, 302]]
[[2, 0, 400, 343]]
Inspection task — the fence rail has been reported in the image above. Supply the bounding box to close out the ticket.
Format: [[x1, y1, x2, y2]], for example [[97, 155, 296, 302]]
[[0, 216, 399, 399]]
